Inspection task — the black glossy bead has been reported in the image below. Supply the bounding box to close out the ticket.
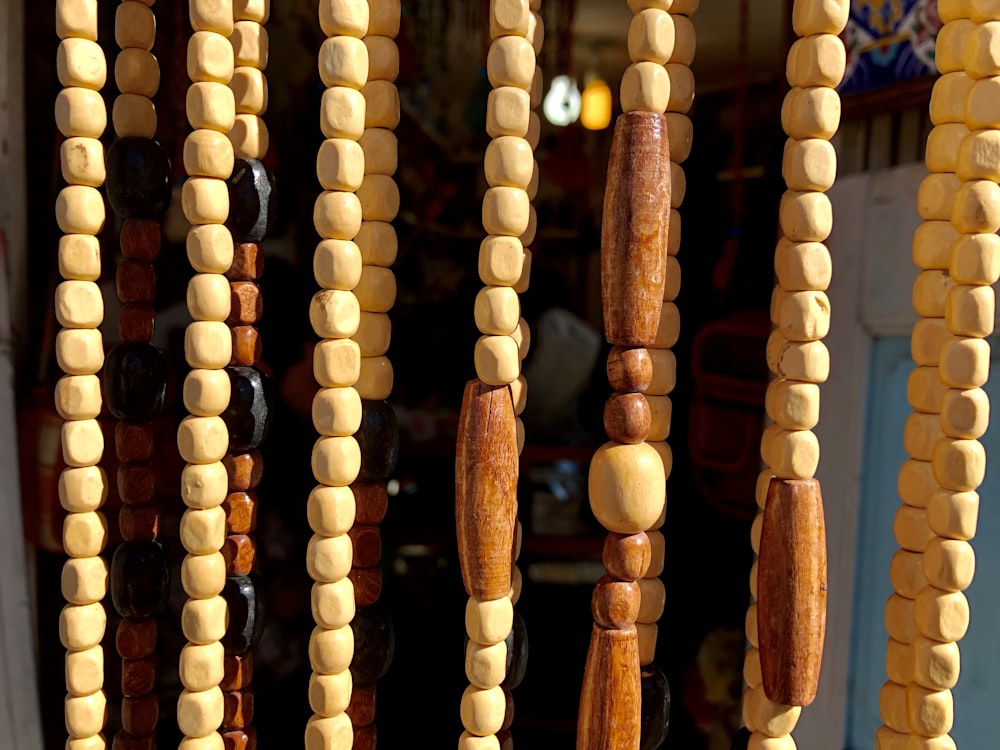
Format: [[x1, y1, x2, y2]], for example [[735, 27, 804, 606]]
[[356, 400, 399, 482], [222, 367, 273, 452], [222, 574, 265, 655], [226, 158, 276, 243], [502, 610, 528, 690], [111, 541, 169, 618], [640, 665, 671, 750], [103, 342, 168, 421], [105, 137, 172, 219], [729, 727, 751, 750], [351, 602, 394, 685]]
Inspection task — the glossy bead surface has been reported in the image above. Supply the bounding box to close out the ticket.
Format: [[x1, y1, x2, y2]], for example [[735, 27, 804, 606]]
[[110, 541, 169, 618], [640, 664, 670, 750], [105, 137, 172, 219], [226, 157, 276, 243], [222, 574, 265, 654], [502, 610, 528, 690], [356, 400, 399, 481], [103, 342, 167, 420], [351, 603, 394, 685], [222, 367, 273, 452]]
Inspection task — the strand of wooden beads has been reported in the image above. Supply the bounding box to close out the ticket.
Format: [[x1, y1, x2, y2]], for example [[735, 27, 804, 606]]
[[105, 1, 175, 745], [55, 2, 111, 747], [343, 2, 404, 748], [874, 4, 972, 747], [734, 2, 847, 749], [576, 33, 674, 748], [177, 1, 239, 745], [303, 1, 370, 747], [454, 1, 542, 747]]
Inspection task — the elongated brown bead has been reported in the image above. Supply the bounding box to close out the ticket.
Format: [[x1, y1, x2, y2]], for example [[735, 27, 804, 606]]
[[577, 624, 641, 750], [758, 477, 827, 706], [455, 378, 518, 601], [601, 112, 671, 347]]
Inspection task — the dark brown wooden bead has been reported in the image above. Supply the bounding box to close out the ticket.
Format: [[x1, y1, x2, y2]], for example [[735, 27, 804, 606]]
[[121, 692, 159, 735], [118, 463, 157, 504], [346, 684, 376, 727], [119, 303, 155, 343], [119, 504, 160, 541], [456, 379, 518, 600], [603, 532, 651, 581], [601, 112, 671, 347], [117, 617, 157, 660], [223, 534, 257, 575], [115, 422, 155, 463], [348, 566, 383, 608], [225, 451, 263, 491], [222, 727, 256, 750], [122, 655, 156, 698], [348, 525, 382, 568], [223, 688, 254, 730], [607, 346, 653, 393], [227, 243, 265, 281], [116, 261, 156, 304], [112, 733, 155, 750], [592, 576, 641, 629], [221, 653, 253, 691], [224, 491, 258, 534], [578, 625, 641, 749], [229, 282, 262, 325], [353, 724, 376, 750], [497, 729, 514, 749], [352, 482, 388, 524], [758, 477, 827, 707], [231, 325, 261, 365], [603, 393, 651, 444], [120, 218, 161, 262], [501, 688, 515, 731]]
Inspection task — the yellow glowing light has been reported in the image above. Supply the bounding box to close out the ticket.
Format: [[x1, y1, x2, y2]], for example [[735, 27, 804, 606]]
[[580, 79, 612, 130]]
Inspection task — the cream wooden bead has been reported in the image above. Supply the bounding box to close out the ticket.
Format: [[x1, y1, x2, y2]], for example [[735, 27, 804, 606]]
[[55, 281, 103, 330], [905, 737, 957, 750], [182, 178, 230, 226], [749, 735, 797, 750], [179, 642, 225, 692], [358, 175, 400, 222], [670, 163, 687, 210], [490, 0, 530, 37], [628, 9, 674, 64], [646, 349, 676, 396], [647, 395, 671, 441], [181, 551, 226, 599], [474, 335, 520, 385], [899, 459, 936, 508], [890, 550, 928, 599], [62, 419, 104, 468], [929, 72, 972, 126], [520, 204, 538, 246], [885, 637, 914, 685], [965, 21, 1000, 79], [917, 173, 960, 221], [362, 80, 400, 129], [55, 376, 102, 422], [306, 533, 353, 582], [311, 578, 356, 629], [116, 1, 155, 50], [666, 63, 695, 114], [783, 138, 836, 193], [475, 286, 520, 336], [65, 691, 106, 739], [187, 83, 236, 132], [182, 596, 227, 645], [59, 466, 106, 513], [57, 0, 98, 41], [115, 48, 160, 98], [365, 36, 400, 82], [310, 290, 361, 339], [933, 437, 986, 492], [466, 640, 508, 689], [923, 537, 975, 592], [744, 646, 763, 688], [56, 186, 105, 236], [368, 0, 401, 36], [483, 187, 529, 237], [180, 507, 227, 555], [937, 0, 970, 23], [925, 124, 969, 173], [309, 671, 353, 719], [183, 369, 231, 418], [357, 355, 393, 399], [304, 714, 353, 750], [177, 686, 224, 739], [190, 0, 233, 35], [950, 232, 1000, 284], [187, 274, 231, 322], [59, 602, 106, 652], [307, 485, 356, 536], [487, 87, 530, 138], [461, 685, 505, 736], [915, 587, 970, 641], [314, 191, 363, 241], [314, 239, 363, 290], [904, 412, 943, 460], [766, 332, 830, 382], [64, 512, 107, 559], [178, 416, 229, 465], [957, 130, 1000, 182], [774, 240, 831, 291], [318, 36, 367, 91], [231, 21, 267, 69], [319, 0, 368, 37], [879, 681, 909, 733], [941, 387, 989, 439], [65, 646, 104, 696], [884, 593, 917, 645], [62, 557, 107, 606], [312, 436, 362, 486], [317, 139, 364, 193], [967, 76, 1000, 130], [528, 10, 544, 55], [187, 31, 234, 84], [912, 637, 960, 690], [56, 329, 104, 377], [479, 236, 525, 288], [779, 190, 832, 242], [907, 685, 954, 737], [781, 86, 840, 140], [765, 380, 819, 430], [786, 34, 846, 89], [777, 290, 830, 341], [359, 129, 397, 177], [313, 387, 362, 437], [229, 114, 269, 159], [513, 247, 532, 292], [745, 686, 802, 737], [913, 221, 956, 271], [760, 424, 820, 479], [55, 87, 106, 139], [487, 36, 535, 90], [313, 338, 361, 388], [654, 302, 681, 348], [309, 624, 354, 674], [637, 577, 666, 624], [466, 597, 513, 646], [184, 130, 235, 180], [485, 137, 533, 189], [911, 318, 950, 367], [231, 67, 267, 115], [59, 234, 101, 281], [185, 321, 233, 370], [945, 285, 994, 337], [928, 489, 979, 540], [588, 441, 665, 533], [939, 336, 989, 389], [57, 39, 106, 91], [181, 463, 228, 510], [356, 221, 398, 266], [459, 732, 502, 750], [912, 271, 952, 318], [510, 374, 527, 416], [951, 180, 1000, 233]]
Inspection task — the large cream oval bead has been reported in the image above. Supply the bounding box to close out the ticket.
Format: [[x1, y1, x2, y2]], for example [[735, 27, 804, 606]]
[[588, 441, 665, 534]]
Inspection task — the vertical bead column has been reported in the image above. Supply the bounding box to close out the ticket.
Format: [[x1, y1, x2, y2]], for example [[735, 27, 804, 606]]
[[577, 64, 673, 749], [304, 1, 368, 747], [178, 1, 237, 745], [738, 2, 847, 748], [106, 1, 174, 746], [55, 1, 110, 747]]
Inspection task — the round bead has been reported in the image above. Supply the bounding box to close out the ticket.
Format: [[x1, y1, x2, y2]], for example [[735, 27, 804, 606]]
[[946, 285, 994, 337], [485, 137, 533, 190], [941, 387, 989, 440], [603, 393, 652, 444], [309, 624, 354, 675], [306, 533, 353, 583], [607, 346, 653, 393], [314, 191, 363, 241], [58, 234, 101, 281], [475, 285, 520, 336], [56, 185, 105, 236], [779, 190, 832, 242], [305, 714, 353, 750], [940, 336, 989, 389], [54, 280, 103, 330], [317, 139, 364, 192], [313, 338, 361, 388], [187, 274, 231, 322], [308, 670, 352, 717], [310, 290, 361, 339], [487, 36, 535, 90], [591, 576, 640, 629], [57, 38, 106, 91], [179, 641, 225, 693], [588, 442, 665, 534], [57, 0, 99, 41], [928, 489, 979, 541]]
